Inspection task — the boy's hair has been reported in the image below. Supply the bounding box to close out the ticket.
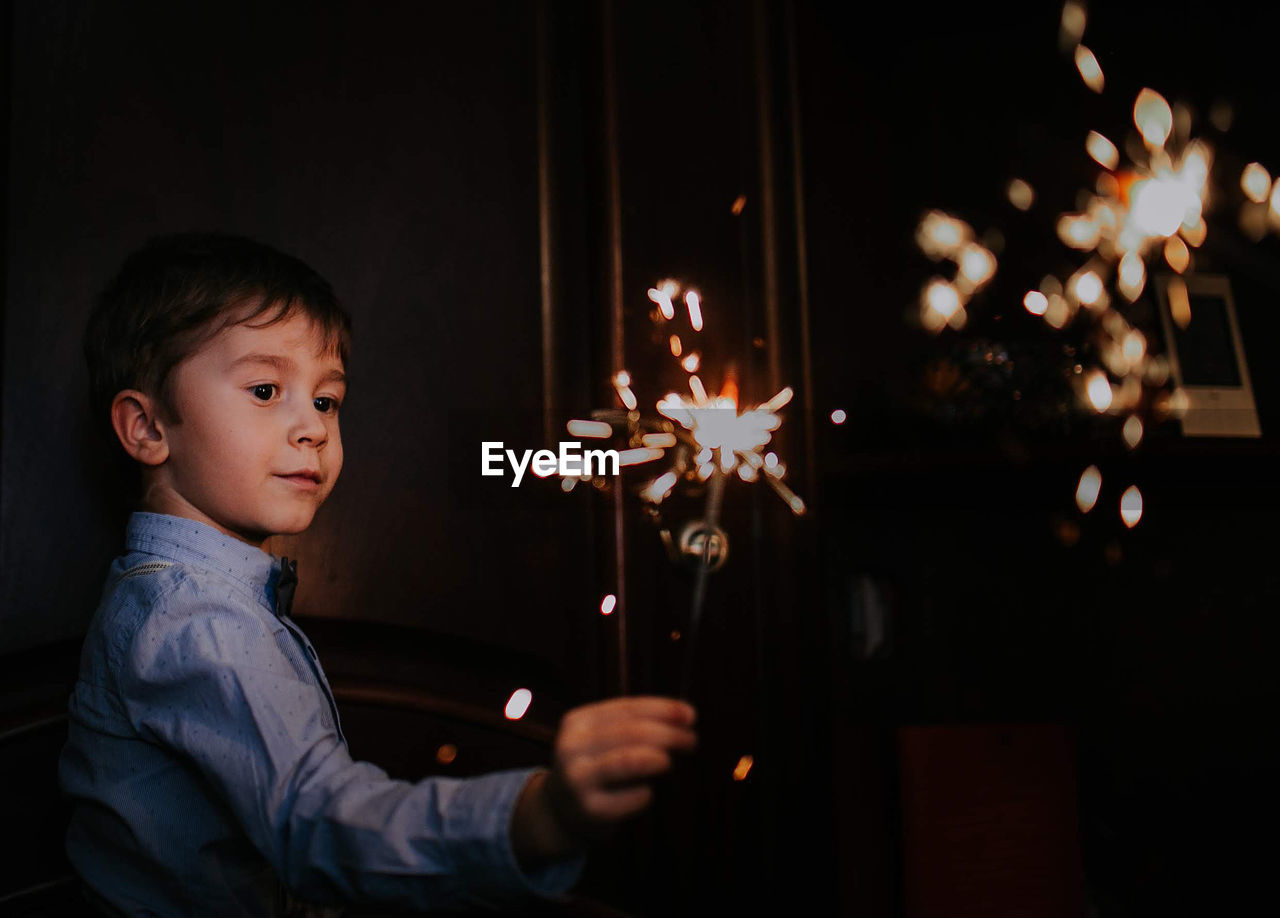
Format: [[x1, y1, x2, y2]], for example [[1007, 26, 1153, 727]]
[[84, 232, 352, 446]]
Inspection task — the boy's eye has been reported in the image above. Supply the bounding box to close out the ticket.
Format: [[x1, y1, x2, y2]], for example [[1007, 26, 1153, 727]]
[[314, 396, 340, 414], [250, 384, 277, 401]]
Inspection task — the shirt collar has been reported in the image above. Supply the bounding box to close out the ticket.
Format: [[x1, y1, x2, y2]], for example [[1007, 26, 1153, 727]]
[[125, 511, 289, 615]]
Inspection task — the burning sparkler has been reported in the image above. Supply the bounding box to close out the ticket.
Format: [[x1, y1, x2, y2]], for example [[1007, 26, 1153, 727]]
[[563, 279, 804, 519], [562, 280, 804, 697], [915, 1, 1271, 530]]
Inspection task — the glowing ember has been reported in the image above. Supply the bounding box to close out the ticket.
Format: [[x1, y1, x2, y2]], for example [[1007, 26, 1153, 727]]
[[1023, 290, 1048, 315], [617, 447, 666, 467], [1043, 294, 1071, 329], [1164, 234, 1190, 273], [436, 744, 458, 765], [642, 433, 677, 448], [1071, 270, 1105, 307], [1058, 214, 1101, 250], [1134, 88, 1173, 149], [831, 408, 847, 424], [1182, 216, 1206, 247], [958, 244, 996, 288], [917, 211, 971, 258], [1240, 200, 1268, 241], [614, 371, 638, 410], [1086, 370, 1113, 412], [758, 386, 794, 412], [1008, 178, 1035, 211], [567, 419, 614, 438], [1180, 140, 1212, 192], [1120, 485, 1143, 528], [600, 593, 617, 615], [1074, 45, 1104, 93], [1241, 162, 1271, 203], [648, 286, 676, 320], [504, 689, 532, 720], [1076, 465, 1102, 513], [685, 290, 704, 331], [643, 470, 680, 504], [1122, 329, 1147, 365], [1167, 276, 1192, 329], [1086, 131, 1119, 170], [1060, 1, 1086, 45], [1123, 415, 1144, 449], [922, 279, 961, 330], [1117, 252, 1146, 302], [732, 755, 754, 781]]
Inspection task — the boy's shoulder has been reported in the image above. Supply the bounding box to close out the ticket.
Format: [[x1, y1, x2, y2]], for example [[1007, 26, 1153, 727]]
[[90, 552, 283, 671]]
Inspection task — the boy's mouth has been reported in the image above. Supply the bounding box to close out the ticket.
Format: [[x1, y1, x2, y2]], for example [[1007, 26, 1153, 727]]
[[277, 470, 322, 489]]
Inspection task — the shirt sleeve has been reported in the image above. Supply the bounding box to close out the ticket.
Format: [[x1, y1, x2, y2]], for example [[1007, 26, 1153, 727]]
[[116, 586, 583, 910]]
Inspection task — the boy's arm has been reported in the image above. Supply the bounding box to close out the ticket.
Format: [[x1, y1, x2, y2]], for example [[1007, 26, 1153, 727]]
[[118, 593, 580, 910]]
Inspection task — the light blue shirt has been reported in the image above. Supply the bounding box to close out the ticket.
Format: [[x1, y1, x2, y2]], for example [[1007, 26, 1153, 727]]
[[59, 512, 580, 915]]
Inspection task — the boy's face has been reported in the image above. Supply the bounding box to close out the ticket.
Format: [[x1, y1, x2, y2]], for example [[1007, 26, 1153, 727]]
[[147, 307, 346, 548]]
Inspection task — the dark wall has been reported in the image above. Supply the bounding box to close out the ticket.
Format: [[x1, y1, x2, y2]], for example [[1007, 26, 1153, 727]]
[[2, 1, 601, 668]]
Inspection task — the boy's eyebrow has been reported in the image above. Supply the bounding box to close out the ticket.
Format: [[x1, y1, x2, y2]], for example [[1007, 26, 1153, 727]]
[[229, 353, 347, 384]]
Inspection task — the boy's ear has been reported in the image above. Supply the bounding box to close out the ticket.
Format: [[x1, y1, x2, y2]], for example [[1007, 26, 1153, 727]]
[[110, 390, 170, 467]]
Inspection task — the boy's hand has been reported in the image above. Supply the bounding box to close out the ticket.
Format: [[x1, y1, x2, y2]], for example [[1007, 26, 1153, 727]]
[[512, 697, 697, 867]]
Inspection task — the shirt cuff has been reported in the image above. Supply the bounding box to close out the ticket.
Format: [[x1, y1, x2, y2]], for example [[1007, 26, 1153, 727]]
[[441, 766, 585, 904]]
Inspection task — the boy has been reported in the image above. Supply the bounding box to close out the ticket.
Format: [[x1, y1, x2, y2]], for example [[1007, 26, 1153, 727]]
[[60, 233, 697, 915]]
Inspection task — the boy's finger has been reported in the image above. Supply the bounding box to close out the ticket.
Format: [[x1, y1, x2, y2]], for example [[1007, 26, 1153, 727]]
[[571, 697, 696, 730], [579, 785, 654, 823], [562, 720, 697, 757], [584, 746, 673, 786]]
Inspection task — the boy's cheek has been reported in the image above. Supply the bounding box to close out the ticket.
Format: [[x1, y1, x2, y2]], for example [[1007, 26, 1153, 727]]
[[322, 461, 342, 496], [327, 438, 343, 483]]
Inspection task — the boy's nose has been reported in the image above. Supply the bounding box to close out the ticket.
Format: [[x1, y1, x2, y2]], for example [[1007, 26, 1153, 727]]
[[290, 405, 328, 446]]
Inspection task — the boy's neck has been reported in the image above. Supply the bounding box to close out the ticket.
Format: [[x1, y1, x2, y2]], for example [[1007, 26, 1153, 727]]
[[140, 478, 272, 551]]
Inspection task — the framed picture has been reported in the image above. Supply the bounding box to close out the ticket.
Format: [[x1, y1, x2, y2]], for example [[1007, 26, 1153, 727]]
[[1154, 273, 1261, 437]]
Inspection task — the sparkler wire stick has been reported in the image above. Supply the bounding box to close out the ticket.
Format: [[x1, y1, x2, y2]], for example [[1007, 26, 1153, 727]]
[[678, 468, 727, 700]]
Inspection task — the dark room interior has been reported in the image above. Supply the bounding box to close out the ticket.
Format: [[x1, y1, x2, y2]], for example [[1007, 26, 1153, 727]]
[[3, 2, 1278, 915]]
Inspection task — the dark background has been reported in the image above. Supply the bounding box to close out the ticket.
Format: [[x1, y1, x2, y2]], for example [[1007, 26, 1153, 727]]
[[3, 2, 1280, 916]]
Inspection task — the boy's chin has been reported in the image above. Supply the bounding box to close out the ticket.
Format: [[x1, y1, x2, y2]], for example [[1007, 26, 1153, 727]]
[[265, 510, 319, 537], [232, 507, 321, 544]]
